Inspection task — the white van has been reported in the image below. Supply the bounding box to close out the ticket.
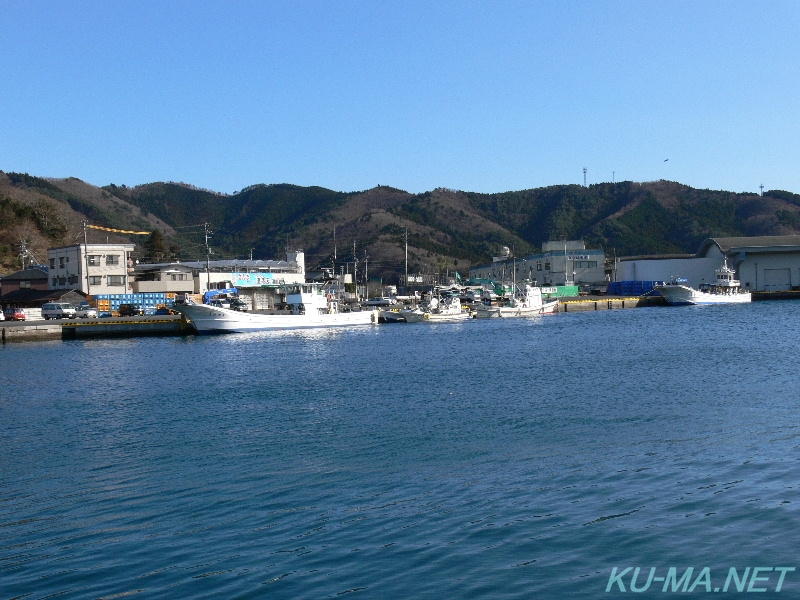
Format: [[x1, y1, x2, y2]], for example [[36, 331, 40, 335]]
[[41, 302, 77, 320]]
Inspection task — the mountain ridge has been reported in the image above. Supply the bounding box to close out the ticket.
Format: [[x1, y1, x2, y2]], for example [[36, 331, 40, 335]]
[[2, 170, 799, 282]]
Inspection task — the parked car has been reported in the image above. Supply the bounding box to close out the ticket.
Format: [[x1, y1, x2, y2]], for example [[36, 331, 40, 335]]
[[74, 304, 98, 318], [118, 303, 145, 317], [208, 298, 247, 311], [3, 307, 26, 321], [208, 299, 231, 309], [42, 302, 77, 319], [0, 310, 5, 321], [229, 299, 248, 311]]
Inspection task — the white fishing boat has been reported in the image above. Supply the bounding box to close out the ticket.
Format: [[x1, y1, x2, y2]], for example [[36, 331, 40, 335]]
[[396, 294, 471, 323], [474, 284, 559, 318], [173, 283, 377, 333], [655, 258, 752, 306]]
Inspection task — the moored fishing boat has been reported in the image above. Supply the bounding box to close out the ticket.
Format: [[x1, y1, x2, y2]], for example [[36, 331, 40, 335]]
[[474, 284, 559, 318], [655, 258, 751, 306], [391, 294, 471, 323], [173, 283, 377, 333]]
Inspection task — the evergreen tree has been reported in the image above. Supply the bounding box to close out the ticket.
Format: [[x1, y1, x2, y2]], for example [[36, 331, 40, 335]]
[[143, 230, 168, 262]]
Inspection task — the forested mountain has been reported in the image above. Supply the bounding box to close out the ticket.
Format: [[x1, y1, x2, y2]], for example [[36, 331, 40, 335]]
[[2, 169, 800, 282]]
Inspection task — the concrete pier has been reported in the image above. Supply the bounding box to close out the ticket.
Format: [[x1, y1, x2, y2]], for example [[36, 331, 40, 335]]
[[560, 295, 666, 312], [0, 316, 191, 343], [0, 322, 63, 342], [61, 316, 190, 339]]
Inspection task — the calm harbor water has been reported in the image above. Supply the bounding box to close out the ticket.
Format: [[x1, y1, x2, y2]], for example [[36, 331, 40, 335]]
[[2, 301, 800, 598]]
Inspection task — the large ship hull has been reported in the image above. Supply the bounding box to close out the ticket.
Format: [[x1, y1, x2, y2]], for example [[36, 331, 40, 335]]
[[173, 303, 377, 333], [655, 284, 751, 306]]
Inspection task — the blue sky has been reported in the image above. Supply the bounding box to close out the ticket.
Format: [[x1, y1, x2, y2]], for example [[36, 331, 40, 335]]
[[2, 1, 798, 195]]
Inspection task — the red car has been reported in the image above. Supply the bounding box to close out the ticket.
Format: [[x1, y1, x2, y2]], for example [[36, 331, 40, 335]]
[[3, 307, 26, 321]]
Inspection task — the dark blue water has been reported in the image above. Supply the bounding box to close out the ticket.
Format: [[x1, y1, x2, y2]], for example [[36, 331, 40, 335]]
[[2, 302, 800, 598]]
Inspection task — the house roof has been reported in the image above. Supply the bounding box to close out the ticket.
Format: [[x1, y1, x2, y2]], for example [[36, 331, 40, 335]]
[[0, 266, 49, 281], [1, 288, 86, 306], [134, 259, 294, 272]]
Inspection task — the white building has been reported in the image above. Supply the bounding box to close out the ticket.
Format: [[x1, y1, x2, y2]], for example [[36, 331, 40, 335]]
[[469, 241, 606, 287], [48, 243, 136, 295], [616, 236, 800, 292]]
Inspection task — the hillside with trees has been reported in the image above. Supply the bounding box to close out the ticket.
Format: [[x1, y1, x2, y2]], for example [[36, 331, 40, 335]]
[[2, 169, 800, 283]]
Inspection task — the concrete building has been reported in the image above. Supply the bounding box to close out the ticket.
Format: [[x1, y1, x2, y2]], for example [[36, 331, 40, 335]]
[[616, 236, 800, 292], [48, 243, 136, 295], [469, 241, 606, 287]]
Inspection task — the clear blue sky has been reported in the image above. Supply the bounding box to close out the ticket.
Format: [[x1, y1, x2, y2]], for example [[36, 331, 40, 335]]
[[2, 1, 798, 195]]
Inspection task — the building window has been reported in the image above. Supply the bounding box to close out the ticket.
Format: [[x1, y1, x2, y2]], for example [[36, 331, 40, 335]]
[[88, 255, 101, 266], [68, 275, 79, 284], [574, 260, 598, 269], [544, 262, 550, 271], [52, 277, 58, 286], [537, 262, 542, 271], [106, 255, 119, 266], [170, 273, 188, 281], [58, 277, 66, 286], [20, 280, 31, 288], [107, 275, 125, 286], [59, 257, 65, 268], [88, 276, 102, 285], [49, 258, 55, 269]]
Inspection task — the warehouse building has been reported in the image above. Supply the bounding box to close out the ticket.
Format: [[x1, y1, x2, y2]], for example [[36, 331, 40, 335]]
[[616, 236, 800, 291]]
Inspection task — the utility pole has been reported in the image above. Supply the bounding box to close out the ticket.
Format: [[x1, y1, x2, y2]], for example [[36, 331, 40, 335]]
[[583, 167, 587, 187], [83, 219, 91, 296], [19, 240, 27, 269], [352, 240, 358, 300], [404, 227, 408, 290], [204, 222, 213, 292]]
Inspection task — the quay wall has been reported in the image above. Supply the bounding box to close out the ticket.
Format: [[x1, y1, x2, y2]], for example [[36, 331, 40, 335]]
[[61, 317, 189, 340], [560, 295, 665, 312], [1, 322, 62, 343], [1, 316, 189, 343]]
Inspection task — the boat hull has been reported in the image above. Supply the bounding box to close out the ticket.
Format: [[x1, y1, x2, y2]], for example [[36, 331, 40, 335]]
[[474, 300, 559, 318], [173, 303, 377, 333], [379, 310, 407, 323], [394, 308, 471, 322], [655, 284, 752, 306]]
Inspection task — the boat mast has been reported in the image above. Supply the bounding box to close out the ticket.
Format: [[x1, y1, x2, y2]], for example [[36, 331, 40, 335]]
[[512, 247, 516, 302], [204, 222, 213, 293], [405, 227, 408, 293]]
